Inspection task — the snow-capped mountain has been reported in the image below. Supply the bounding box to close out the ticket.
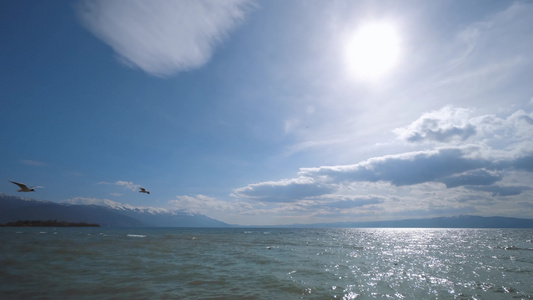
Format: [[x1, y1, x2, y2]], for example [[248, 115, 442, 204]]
[[0, 194, 229, 227]]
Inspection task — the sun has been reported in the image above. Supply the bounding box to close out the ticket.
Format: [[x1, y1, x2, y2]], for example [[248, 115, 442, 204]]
[[344, 22, 401, 82]]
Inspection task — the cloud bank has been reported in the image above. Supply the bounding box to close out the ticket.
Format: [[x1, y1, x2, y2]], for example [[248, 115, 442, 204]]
[[231, 107, 533, 223], [77, 0, 253, 76], [233, 177, 335, 202]]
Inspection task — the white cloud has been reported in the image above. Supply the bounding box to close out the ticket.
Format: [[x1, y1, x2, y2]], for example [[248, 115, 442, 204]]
[[169, 194, 252, 215], [115, 180, 141, 191], [77, 0, 254, 76], [230, 107, 533, 224], [394, 106, 476, 143], [233, 177, 334, 202], [98, 180, 141, 191], [394, 107, 533, 158]]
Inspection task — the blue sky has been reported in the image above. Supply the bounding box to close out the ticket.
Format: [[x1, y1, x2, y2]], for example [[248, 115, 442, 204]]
[[1, 0, 532, 225]]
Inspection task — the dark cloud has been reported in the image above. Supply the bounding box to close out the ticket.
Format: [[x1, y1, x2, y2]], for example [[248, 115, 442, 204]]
[[234, 179, 334, 202], [316, 197, 383, 209], [300, 146, 533, 189], [512, 154, 533, 172], [302, 148, 488, 186], [439, 169, 502, 188], [406, 123, 477, 143], [518, 115, 533, 125], [468, 185, 530, 196]]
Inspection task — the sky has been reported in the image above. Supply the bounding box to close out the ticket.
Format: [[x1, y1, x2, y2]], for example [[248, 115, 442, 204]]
[[1, 0, 533, 225]]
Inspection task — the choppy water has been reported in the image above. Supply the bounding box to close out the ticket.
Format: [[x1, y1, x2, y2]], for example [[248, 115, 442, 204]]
[[1, 228, 532, 299]]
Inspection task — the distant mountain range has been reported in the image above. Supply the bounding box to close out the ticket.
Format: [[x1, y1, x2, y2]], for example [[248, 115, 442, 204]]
[[0, 194, 229, 227], [1, 193, 533, 228], [283, 215, 533, 228]]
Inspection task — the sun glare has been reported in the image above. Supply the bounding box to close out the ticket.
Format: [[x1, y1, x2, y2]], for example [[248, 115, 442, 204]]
[[344, 22, 401, 82]]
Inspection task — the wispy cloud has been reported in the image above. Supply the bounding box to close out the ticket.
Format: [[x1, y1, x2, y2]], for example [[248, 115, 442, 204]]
[[445, 2, 533, 79], [77, 0, 254, 77], [20, 159, 47, 167]]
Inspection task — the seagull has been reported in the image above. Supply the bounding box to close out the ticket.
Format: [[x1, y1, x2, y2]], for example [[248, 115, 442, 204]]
[[9, 181, 43, 192], [139, 187, 150, 194]]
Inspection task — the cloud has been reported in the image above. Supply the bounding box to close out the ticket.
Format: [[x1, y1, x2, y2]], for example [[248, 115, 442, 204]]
[[468, 185, 530, 197], [77, 0, 254, 77], [300, 148, 490, 186], [98, 180, 141, 191], [447, 2, 533, 79], [20, 159, 47, 167], [439, 169, 502, 188], [233, 177, 335, 202], [513, 154, 533, 172], [168, 194, 252, 215], [394, 106, 477, 143], [230, 107, 533, 224], [299, 146, 533, 189], [393, 106, 533, 160], [310, 196, 384, 210]]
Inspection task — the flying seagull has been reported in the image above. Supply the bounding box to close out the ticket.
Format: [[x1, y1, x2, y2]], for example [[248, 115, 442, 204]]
[[9, 181, 43, 192], [139, 187, 150, 194]]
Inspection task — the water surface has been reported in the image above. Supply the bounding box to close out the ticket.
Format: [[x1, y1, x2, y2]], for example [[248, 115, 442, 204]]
[[1, 228, 532, 299]]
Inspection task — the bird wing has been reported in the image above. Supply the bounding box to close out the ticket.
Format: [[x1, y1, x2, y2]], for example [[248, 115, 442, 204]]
[[9, 181, 29, 189], [140, 188, 146, 192]]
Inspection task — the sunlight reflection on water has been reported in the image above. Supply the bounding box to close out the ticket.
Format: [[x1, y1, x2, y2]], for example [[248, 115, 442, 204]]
[[1, 228, 532, 299]]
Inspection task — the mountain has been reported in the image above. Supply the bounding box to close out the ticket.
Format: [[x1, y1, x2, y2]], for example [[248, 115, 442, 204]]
[[2, 194, 532, 228], [109, 206, 230, 227], [0, 194, 142, 227], [0, 194, 229, 227], [285, 215, 533, 228]]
